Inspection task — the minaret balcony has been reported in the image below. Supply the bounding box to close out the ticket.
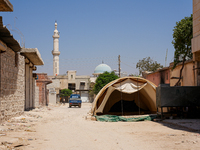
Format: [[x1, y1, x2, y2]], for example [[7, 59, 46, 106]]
[[52, 50, 60, 55], [53, 34, 60, 38]]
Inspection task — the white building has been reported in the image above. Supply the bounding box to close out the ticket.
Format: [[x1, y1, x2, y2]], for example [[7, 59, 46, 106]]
[[52, 21, 60, 76]]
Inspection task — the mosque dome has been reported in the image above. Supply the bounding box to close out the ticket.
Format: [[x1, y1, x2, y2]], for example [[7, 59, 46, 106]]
[[94, 63, 112, 74]]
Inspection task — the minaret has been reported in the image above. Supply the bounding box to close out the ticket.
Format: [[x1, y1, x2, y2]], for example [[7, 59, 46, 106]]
[[52, 21, 60, 76]]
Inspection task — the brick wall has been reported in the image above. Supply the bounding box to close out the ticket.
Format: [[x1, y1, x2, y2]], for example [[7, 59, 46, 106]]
[[0, 47, 25, 122], [36, 73, 51, 106]]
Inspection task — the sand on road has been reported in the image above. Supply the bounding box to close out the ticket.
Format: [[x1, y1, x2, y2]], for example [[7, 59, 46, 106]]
[[0, 103, 200, 150]]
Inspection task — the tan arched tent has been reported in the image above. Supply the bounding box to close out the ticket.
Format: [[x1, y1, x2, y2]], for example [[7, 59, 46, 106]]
[[91, 77, 157, 115]]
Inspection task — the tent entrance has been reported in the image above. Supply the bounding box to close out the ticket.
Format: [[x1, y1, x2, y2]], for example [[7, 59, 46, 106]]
[[108, 100, 150, 115], [96, 90, 152, 116]]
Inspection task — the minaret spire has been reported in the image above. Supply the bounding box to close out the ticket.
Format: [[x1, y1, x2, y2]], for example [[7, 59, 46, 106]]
[[52, 21, 60, 76]]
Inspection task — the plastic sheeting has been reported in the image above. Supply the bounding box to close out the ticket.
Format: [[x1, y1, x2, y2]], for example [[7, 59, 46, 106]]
[[95, 115, 157, 122], [91, 77, 157, 115]]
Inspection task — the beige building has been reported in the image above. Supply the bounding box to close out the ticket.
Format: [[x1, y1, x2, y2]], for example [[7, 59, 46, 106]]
[[47, 63, 115, 103], [170, 60, 195, 86], [48, 71, 91, 103], [192, 0, 200, 85]]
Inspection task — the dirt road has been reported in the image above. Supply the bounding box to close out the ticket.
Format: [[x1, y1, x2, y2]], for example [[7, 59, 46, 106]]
[[0, 103, 200, 150]]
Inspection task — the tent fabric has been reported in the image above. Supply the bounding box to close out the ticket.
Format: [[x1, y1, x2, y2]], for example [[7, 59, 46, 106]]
[[91, 77, 157, 115]]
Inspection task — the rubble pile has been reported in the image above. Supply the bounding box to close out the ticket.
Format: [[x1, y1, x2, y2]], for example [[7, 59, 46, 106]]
[[0, 110, 43, 149]]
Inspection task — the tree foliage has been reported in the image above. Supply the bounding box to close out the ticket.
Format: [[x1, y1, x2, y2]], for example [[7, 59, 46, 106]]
[[60, 89, 72, 97], [136, 57, 163, 75], [172, 14, 193, 86], [172, 14, 193, 69], [93, 71, 118, 95]]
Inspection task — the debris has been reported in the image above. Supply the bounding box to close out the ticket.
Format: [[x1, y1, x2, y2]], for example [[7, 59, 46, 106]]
[[0, 133, 6, 136], [24, 129, 36, 132], [193, 141, 197, 144], [175, 142, 181, 145], [11, 138, 29, 148], [28, 139, 33, 141], [168, 134, 176, 136], [1, 141, 13, 145]]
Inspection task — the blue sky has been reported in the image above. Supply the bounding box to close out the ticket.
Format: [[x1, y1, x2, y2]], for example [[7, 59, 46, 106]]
[[1, 0, 192, 76]]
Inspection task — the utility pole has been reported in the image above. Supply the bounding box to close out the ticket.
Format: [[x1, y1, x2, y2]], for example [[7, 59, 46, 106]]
[[118, 55, 121, 78], [165, 49, 168, 67]]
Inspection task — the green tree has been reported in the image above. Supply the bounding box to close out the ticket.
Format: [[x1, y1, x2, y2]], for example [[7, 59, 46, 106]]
[[60, 89, 72, 98], [136, 57, 163, 75], [172, 14, 193, 86], [93, 71, 118, 95]]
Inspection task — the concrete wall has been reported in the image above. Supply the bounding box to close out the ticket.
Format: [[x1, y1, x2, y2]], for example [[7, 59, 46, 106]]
[[192, 0, 200, 85], [48, 88, 56, 104], [143, 61, 194, 87], [192, 0, 200, 55], [0, 47, 25, 122], [170, 61, 195, 86], [25, 64, 30, 110], [75, 77, 90, 90], [145, 72, 161, 86], [67, 71, 76, 83], [60, 77, 68, 89], [35, 84, 39, 107], [25, 62, 35, 110], [143, 69, 170, 87], [47, 79, 60, 94]]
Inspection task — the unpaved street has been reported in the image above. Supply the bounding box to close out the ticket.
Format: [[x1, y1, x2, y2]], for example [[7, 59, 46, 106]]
[[0, 103, 200, 150]]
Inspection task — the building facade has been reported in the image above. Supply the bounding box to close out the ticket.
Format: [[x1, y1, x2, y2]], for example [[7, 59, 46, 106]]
[[192, 0, 200, 86], [36, 73, 52, 106], [0, 12, 45, 121], [48, 71, 91, 103], [142, 60, 195, 87]]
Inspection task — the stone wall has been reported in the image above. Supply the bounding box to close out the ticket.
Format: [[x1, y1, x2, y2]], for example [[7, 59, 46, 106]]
[[0, 47, 25, 122]]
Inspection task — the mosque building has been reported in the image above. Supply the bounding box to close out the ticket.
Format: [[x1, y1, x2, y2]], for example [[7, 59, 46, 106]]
[[47, 22, 114, 103], [93, 63, 112, 77]]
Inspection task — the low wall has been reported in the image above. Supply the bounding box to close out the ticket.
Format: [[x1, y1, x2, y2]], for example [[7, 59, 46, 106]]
[[156, 85, 200, 107]]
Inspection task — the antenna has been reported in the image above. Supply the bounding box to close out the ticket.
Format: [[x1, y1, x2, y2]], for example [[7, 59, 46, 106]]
[[165, 49, 168, 67]]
